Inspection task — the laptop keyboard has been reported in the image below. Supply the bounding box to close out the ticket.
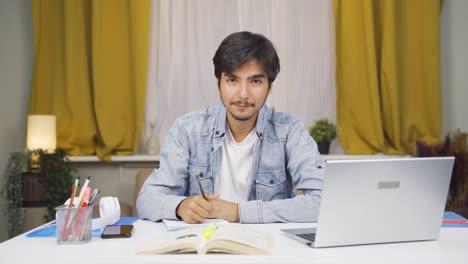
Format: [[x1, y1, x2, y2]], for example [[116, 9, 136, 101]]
[[297, 233, 316, 241]]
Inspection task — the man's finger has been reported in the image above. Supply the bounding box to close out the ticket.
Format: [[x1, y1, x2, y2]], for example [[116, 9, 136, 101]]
[[181, 200, 208, 224], [193, 195, 215, 213], [206, 194, 220, 201], [191, 203, 211, 218], [188, 211, 207, 223]]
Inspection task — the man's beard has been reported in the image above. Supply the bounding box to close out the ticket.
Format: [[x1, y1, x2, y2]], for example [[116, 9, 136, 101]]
[[229, 111, 254, 121], [228, 100, 256, 121]]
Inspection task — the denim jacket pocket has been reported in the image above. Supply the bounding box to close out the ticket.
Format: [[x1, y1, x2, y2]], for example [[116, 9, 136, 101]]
[[188, 164, 213, 196], [255, 171, 288, 201]]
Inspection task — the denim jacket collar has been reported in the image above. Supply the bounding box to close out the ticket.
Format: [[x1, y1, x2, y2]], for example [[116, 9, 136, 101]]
[[214, 104, 268, 139], [214, 106, 226, 138]]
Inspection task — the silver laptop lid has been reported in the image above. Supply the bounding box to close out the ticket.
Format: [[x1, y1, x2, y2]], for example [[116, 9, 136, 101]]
[[314, 157, 454, 248]]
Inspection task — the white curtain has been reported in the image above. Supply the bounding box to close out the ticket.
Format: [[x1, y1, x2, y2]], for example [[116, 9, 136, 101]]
[[140, 0, 336, 155]]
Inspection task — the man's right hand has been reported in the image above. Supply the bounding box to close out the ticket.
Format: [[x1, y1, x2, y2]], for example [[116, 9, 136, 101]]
[[176, 194, 219, 223]]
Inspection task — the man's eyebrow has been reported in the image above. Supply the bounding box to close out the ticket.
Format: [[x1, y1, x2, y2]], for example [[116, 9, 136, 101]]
[[250, 74, 266, 79], [224, 73, 238, 78], [223, 73, 266, 79]]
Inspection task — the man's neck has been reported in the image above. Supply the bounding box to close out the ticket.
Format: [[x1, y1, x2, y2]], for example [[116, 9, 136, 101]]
[[226, 114, 258, 142]]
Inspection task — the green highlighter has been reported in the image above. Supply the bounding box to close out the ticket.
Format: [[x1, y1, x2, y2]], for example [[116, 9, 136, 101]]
[[203, 223, 217, 240]]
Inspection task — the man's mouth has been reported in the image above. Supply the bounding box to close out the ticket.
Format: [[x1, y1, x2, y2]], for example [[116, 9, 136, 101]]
[[231, 100, 255, 108]]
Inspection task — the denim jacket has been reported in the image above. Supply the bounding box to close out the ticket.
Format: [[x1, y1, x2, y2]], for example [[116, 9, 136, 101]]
[[137, 105, 325, 223]]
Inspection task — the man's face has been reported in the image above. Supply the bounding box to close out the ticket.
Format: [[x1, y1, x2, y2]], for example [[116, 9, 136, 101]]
[[218, 60, 271, 124]]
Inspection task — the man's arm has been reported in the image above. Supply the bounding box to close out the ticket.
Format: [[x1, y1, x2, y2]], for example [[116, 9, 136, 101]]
[[238, 121, 325, 223], [136, 119, 190, 221], [136, 119, 223, 223]]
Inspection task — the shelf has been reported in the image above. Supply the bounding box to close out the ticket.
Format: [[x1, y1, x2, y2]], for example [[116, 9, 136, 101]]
[[67, 155, 160, 163], [67, 154, 406, 163]]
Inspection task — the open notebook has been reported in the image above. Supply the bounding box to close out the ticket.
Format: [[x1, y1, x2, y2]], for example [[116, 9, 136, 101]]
[[162, 219, 228, 231], [137, 224, 273, 255]]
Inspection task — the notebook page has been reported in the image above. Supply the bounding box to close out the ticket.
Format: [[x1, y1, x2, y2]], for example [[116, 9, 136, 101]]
[[162, 219, 227, 231]]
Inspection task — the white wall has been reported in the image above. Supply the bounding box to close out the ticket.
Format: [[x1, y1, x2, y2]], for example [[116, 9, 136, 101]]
[[71, 162, 157, 214], [0, 0, 34, 241], [441, 0, 468, 132], [0, 0, 467, 243]]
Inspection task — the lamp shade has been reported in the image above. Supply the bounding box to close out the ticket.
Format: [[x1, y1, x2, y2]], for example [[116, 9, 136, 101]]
[[26, 115, 56, 151]]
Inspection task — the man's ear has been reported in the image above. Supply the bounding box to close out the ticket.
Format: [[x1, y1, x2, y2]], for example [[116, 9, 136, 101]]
[[268, 84, 273, 94]]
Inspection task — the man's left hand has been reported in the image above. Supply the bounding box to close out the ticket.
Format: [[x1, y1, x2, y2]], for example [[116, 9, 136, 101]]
[[207, 196, 240, 222]]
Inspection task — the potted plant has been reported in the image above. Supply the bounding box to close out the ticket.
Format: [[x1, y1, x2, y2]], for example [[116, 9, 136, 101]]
[[1, 149, 76, 237], [309, 119, 337, 154], [1, 151, 29, 238], [37, 149, 76, 221]]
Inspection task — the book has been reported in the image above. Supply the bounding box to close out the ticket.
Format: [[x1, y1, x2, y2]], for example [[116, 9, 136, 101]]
[[137, 224, 274, 255], [162, 218, 228, 231], [442, 211, 468, 228]]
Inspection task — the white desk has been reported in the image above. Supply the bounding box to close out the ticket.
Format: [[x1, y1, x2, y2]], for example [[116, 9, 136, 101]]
[[1, 220, 468, 264]]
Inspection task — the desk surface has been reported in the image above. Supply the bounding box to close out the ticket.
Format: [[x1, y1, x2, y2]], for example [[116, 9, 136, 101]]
[[1, 220, 468, 264]]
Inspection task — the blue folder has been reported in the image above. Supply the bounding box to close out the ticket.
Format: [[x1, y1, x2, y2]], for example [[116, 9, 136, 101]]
[[26, 217, 139, 238], [442, 211, 468, 228]]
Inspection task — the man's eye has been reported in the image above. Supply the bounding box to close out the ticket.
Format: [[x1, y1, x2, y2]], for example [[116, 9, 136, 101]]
[[252, 79, 262, 85], [227, 78, 237, 84]]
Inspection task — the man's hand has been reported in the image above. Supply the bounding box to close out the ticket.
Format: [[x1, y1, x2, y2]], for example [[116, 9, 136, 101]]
[[208, 197, 240, 222], [176, 194, 219, 223]]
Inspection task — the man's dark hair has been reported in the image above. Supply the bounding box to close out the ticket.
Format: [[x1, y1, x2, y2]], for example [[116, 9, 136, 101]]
[[213, 31, 280, 87]]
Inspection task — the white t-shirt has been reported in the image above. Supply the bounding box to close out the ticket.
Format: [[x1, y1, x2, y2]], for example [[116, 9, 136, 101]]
[[215, 127, 257, 203]]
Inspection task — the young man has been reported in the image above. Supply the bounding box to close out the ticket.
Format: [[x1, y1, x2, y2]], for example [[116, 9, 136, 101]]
[[137, 31, 325, 224]]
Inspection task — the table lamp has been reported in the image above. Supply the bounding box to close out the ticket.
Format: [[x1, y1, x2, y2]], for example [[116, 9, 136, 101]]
[[26, 115, 56, 171]]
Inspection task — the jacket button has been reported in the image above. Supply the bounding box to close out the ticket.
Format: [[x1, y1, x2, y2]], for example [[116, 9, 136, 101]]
[[269, 180, 274, 184], [317, 165, 323, 169], [199, 172, 204, 178], [211, 147, 214, 151], [215, 131, 219, 135]]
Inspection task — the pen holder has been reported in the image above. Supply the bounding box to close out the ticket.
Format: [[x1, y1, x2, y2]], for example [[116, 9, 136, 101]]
[[55, 205, 93, 244]]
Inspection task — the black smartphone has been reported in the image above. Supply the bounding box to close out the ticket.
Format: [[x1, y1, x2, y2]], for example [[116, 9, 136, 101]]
[[101, 224, 134, 239]]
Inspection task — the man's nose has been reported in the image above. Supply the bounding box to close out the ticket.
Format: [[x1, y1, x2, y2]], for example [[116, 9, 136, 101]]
[[239, 81, 249, 98]]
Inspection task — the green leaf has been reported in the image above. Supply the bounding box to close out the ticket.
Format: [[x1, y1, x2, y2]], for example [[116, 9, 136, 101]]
[[309, 119, 337, 143]]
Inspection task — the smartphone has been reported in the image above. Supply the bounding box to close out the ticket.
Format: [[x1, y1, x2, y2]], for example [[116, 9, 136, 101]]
[[101, 224, 134, 239]]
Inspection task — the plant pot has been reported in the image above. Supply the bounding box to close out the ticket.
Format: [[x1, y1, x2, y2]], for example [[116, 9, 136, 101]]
[[317, 142, 331, 154], [21, 172, 48, 207]]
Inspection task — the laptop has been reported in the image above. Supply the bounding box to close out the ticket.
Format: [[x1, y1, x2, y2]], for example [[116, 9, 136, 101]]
[[281, 157, 454, 248]]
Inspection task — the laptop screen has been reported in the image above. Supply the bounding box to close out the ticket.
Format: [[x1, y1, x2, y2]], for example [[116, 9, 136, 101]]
[[283, 157, 454, 248]]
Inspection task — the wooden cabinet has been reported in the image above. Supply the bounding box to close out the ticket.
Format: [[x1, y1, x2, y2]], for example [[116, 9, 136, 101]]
[[21, 172, 48, 232], [21, 172, 47, 207]]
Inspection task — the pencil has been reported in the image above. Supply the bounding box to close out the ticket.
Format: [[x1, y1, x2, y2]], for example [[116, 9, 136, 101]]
[[75, 176, 91, 208], [69, 178, 79, 208], [195, 174, 207, 200]]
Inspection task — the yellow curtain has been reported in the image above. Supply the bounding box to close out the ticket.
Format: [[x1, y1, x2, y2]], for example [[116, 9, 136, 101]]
[[30, 0, 150, 160], [334, 0, 443, 154]]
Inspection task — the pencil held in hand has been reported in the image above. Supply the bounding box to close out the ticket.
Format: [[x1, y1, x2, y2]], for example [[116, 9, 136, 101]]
[[196, 174, 207, 200]]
